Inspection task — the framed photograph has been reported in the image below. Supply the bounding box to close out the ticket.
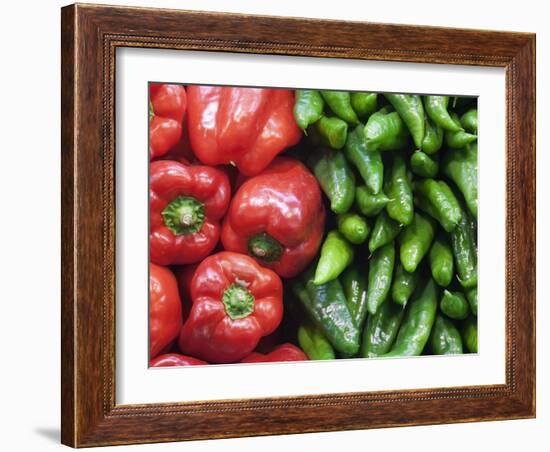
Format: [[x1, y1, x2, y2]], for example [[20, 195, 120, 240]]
[[61, 3, 536, 447]]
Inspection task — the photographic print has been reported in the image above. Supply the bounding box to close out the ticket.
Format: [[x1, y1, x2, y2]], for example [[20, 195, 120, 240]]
[[148, 84, 478, 367], [61, 4, 534, 445]]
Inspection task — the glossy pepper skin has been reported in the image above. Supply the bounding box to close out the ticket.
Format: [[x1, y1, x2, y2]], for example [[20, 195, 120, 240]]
[[385, 278, 438, 357], [410, 151, 439, 178], [413, 179, 462, 232], [440, 290, 469, 320], [292, 266, 360, 355], [344, 124, 384, 194], [320, 91, 359, 124], [355, 186, 390, 217], [444, 112, 477, 149], [450, 210, 478, 289], [314, 230, 354, 285], [174, 264, 198, 322], [441, 143, 478, 218], [149, 84, 187, 160], [422, 115, 444, 154], [424, 95, 462, 132], [297, 322, 335, 360], [149, 264, 183, 359], [465, 286, 478, 316], [400, 212, 436, 273], [364, 106, 409, 151], [337, 213, 370, 245], [150, 161, 231, 266], [240, 343, 308, 363], [391, 262, 419, 306], [460, 108, 478, 133], [341, 263, 369, 330], [179, 252, 283, 364], [294, 89, 324, 130], [361, 298, 404, 357], [366, 242, 396, 315], [308, 148, 356, 215], [384, 94, 425, 149], [186, 86, 301, 176], [150, 353, 207, 367], [462, 316, 478, 353], [350, 92, 378, 120], [385, 153, 414, 226], [222, 157, 325, 278], [429, 315, 463, 355], [369, 210, 402, 253], [429, 233, 454, 287], [315, 116, 348, 150]]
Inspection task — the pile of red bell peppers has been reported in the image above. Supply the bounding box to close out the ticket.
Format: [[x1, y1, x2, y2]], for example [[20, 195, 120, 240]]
[[149, 83, 322, 366], [149, 83, 479, 366]]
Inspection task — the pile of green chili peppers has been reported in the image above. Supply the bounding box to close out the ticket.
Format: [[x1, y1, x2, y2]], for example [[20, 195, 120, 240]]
[[289, 90, 478, 360]]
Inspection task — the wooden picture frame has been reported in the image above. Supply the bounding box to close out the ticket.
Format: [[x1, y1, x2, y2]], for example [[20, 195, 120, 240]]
[[61, 3, 536, 447]]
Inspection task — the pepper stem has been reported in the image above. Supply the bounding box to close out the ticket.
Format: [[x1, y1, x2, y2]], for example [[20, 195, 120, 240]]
[[247, 233, 283, 263], [161, 196, 205, 235], [222, 284, 255, 320]]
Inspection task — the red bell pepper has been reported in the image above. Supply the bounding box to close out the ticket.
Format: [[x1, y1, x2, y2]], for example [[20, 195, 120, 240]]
[[173, 263, 198, 322], [179, 252, 284, 363], [149, 83, 187, 160], [240, 343, 308, 363], [150, 160, 230, 265], [186, 86, 301, 176], [150, 264, 183, 359], [221, 157, 325, 278], [150, 353, 206, 367]]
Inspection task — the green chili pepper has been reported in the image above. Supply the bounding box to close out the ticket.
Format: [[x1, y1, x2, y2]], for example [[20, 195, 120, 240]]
[[422, 115, 444, 154], [385, 278, 438, 357], [367, 242, 395, 315], [413, 179, 462, 232], [450, 210, 477, 289], [441, 143, 478, 218], [440, 290, 469, 320], [460, 108, 478, 133], [337, 213, 370, 244], [385, 153, 414, 226], [361, 298, 404, 357], [297, 321, 336, 360], [391, 263, 419, 307], [292, 267, 360, 355], [444, 112, 477, 149], [368, 209, 402, 253], [351, 92, 378, 119], [461, 316, 478, 353], [465, 286, 477, 316], [308, 148, 356, 214], [424, 95, 463, 132], [294, 89, 324, 130], [341, 263, 369, 330], [429, 314, 463, 355], [384, 93, 425, 149], [344, 124, 384, 194], [314, 230, 354, 285], [410, 151, 439, 178], [364, 107, 409, 151], [320, 90, 359, 124], [429, 233, 454, 287], [355, 186, 390, 217], [400, 212, 436, 273], [315, 116, 348, 150]]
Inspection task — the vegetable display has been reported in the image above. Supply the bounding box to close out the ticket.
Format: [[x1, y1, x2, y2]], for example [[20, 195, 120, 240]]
[[149, 83, 478, 367], [179, 252, 283, 363]]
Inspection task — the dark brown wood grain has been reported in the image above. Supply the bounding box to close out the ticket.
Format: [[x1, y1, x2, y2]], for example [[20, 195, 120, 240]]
[[61, 3, 536, 447]]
